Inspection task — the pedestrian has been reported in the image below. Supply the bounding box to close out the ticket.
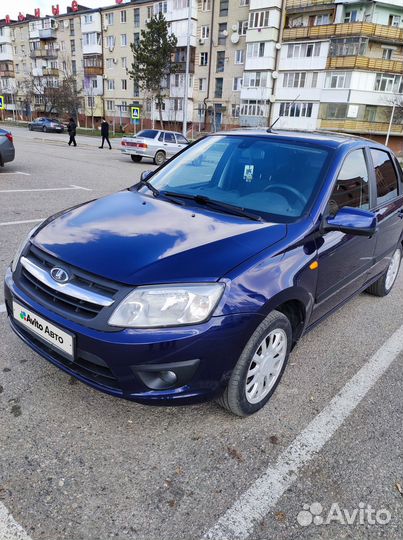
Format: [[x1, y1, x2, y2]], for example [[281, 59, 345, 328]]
[[99, 118, 112, 149], [67, 117, 77, 147]]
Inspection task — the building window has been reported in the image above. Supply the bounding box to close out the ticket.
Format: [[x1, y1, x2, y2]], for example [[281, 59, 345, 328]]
[[216, 51, 225, 72], [233, 77, 242, 91], [234, 49, 244, 64], [215, 78, 223, 98], [246, 42, 265, 58], [219, 0, 228, 17], [315, 14, 330, 26], [248, 10, 270, 29], [106, 100, 114, 111], [107, 79, 115, 90], [311, 72, 318, 88], [84, 14, 93, 24], [279, 102, 313, 118], [87, 96, 95, 108], [106, 13, 114, 25], [343, 10, 358, 23], [329, 37, 367, 57], [287, 42, 321, 58], [134, 8, 140, 27], [326, 103, 347, 119], [155, 2, 168, 14], [325, 71, 351, 89], [107, 35, 115, 49], [133, 33, 140, 46], [200, 25, 209, 39], [374, 73, 403, 93], [283, 72, 306, 88], [199, 78, 207, 91], [218, 23, 227, 45], [70, 39, 75, 53], [121, 34, 127, 46], [240, 0, 249, 5], [134, 83, 139, 97], [389, 15, 401, 27], [243, 71, 267, 88], [200, 52, 208, 66], [121, 57, 127, 69], [106, 58, 114, 69], [238, 20, 248, 35], [120, 10, 127, 23], [122, 79, 127, 90], [71, 60, 76, 75], [201, 0, 211, 11], [231, 104, 240, 117], [382, 48, 393, 60], [240, 100, 265, 116], [69, 18, 75, 36]]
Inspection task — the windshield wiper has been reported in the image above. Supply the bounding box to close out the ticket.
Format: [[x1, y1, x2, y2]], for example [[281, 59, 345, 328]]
[[162, 192, 263, 222], [135, 178, 160, 197]]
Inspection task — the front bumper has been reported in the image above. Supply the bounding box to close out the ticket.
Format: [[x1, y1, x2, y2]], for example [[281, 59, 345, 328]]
[[4, 267, 262, 405]]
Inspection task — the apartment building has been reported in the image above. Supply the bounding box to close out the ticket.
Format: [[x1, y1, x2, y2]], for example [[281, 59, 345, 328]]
[[0, 0, 402, 151], [275, 0, 403, 151]]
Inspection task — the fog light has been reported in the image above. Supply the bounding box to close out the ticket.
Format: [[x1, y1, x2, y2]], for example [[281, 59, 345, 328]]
[[159, 370, 177, 385]]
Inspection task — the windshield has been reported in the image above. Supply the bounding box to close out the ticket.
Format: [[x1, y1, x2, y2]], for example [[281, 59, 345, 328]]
[[144, 135, 332, 222]]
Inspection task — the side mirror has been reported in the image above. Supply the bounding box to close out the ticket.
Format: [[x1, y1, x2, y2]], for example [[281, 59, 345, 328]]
[[323, 207, 377, 237], [140, 170, 153, 182]]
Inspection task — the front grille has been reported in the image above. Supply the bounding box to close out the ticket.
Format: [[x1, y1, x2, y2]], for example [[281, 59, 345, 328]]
[[12, 318, 122, 391], [19, 245, 119, 320]]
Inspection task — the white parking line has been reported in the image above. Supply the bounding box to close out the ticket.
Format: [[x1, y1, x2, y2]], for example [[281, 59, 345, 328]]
[[0, 303, 5, 314], [0, 502, 32, 540], [0, 171, 30, 176], [0, 219, 44, 227], [0, 185, 91, 193], [202, 324, 403, 540]]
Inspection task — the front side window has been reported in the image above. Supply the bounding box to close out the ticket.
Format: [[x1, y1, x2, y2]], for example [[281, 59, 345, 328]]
[[371, 149, 399, 205], [329, 149, 369, 214], [143, 136, 332, 222]]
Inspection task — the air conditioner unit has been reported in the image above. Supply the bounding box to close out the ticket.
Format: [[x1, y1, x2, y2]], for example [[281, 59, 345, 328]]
[[199, 38, 204, 44], [103, 75, 108, 79], [113, 58, 118, 64]]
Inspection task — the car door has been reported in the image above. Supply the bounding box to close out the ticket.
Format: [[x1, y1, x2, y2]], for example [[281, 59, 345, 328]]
[[311, 148, 377, 323], [163, 132, 177, 157], [366, 147, 403, 282], [32, 118, 42, 131]]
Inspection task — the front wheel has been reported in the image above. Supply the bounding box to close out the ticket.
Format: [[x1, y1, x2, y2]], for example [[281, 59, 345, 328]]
[[42, 126, 47, 133], [217, 310, 292, 417], [154, 150, 165, 166], [366, 246, 402, 297], [131, 155, 142, 163], [28, 125, 33, 131]]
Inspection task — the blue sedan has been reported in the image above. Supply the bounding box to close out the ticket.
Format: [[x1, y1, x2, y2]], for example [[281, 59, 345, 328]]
[[28, 117, 64, 133], [4, 130, 403, 415]]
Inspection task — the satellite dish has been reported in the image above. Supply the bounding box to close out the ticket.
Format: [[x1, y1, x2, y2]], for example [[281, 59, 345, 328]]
[[222, 29, 228, 36], [231, 33, 240, 44], [272, 71, 279, 79], [275, 43, 281, 50], [231, 24, 238, 31], [63, 20, 69, 28]]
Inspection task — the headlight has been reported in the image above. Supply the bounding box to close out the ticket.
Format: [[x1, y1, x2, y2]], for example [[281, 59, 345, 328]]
[[108, 283, 225, 328], [11, 222, 43, 273]]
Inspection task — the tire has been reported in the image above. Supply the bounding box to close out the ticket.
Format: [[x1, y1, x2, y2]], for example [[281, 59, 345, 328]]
[[42, 126, 47, 133], [131, 155, 142, 163], [154, 150, 165, 166], [217, 310, 292, 417], [28, 125, 32, 131], [366, 246, 402, 297]]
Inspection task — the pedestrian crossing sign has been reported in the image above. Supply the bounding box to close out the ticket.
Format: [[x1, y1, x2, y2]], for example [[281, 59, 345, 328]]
[[0, 96, 5, 110], [131, 107, 140, 120]]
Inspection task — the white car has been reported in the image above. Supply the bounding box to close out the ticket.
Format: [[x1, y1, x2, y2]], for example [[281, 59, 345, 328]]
[[121, 129, 189, 165]]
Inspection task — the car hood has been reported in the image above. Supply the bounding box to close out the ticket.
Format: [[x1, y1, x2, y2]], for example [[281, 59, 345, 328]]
[[32, 191, 286, 285]]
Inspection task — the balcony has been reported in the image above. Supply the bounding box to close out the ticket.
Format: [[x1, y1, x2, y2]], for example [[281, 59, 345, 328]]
[[43, 67, 59, 77], [38, 28, 57, 40], [283, 22, 403, 44], [320, 119, 403, 135], [30, 49, 58, 60], [84, 65, 103, 76], [175, 61, 195, 73], [327, 56, 403, 74], [0, 69, 15, 77], [286, 0, 334, 11]]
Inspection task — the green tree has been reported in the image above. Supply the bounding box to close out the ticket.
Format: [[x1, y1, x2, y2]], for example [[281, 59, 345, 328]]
[[128, 13, 178, 129]]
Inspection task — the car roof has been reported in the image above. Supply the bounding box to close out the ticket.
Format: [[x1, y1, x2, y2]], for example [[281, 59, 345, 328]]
[[212, 129, 388, 151]]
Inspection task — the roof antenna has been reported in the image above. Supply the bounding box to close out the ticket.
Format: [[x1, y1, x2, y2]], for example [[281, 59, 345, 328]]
[[267, 94, 300, 133]]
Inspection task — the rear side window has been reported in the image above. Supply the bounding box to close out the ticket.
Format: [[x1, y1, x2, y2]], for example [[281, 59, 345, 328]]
[[371, 149, 399, 205], [176, 134, 188, 144], [137, 130, 158, 139], [164, 133, 176, 143], [329, 149, 370, 214]]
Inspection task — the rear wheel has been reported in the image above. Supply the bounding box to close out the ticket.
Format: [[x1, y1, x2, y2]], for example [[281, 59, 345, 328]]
[[42, 126, 47, 133], [366, 246, 402, 297], [28, 125, 33, 131], [154, 150, 165, 166], [217, 310, 292, 417], [131, 155, 142, 163]]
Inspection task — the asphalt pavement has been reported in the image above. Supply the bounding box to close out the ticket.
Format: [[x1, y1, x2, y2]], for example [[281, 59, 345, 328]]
[[0, 126, 402, 540]]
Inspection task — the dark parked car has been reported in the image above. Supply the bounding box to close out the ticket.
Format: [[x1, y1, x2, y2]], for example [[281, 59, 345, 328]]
[[28, 118, 64, 133], [0, 128, 15, 166], [4, 130, 403, 416]]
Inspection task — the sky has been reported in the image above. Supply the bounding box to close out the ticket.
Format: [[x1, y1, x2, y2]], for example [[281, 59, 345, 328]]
[[2, 0, 115, 19]]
